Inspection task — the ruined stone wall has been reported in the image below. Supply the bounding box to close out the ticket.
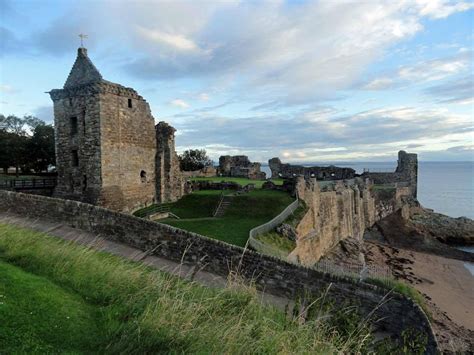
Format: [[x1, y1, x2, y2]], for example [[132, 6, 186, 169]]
[[181, 166, 217, 178], [99, 87, 156, 212], [269, 157, 356, 180], [50, 86, 102, 204], [155, 122, 185, 203], [290, 178, 374, 265], [289, 177, 411, 266], [0, 190, 437, 353], [219, 155, 266, 179], [362, 150, 418, 198]]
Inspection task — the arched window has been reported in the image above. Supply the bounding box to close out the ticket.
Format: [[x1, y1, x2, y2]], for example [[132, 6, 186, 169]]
[[140, 170, 147, 183]]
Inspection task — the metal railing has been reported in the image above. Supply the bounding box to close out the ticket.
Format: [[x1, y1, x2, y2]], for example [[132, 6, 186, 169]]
[[0, 178, 57, 190], [248, 192, 299, 241]]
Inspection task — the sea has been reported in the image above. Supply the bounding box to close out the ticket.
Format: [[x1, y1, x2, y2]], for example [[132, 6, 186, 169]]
[[261, 161, 474, 219]]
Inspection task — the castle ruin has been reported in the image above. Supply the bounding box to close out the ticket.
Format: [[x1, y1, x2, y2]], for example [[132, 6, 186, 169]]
[[268, 158, 356, 180], [49, 47, 185, 212], [218, 155, 266, 180]]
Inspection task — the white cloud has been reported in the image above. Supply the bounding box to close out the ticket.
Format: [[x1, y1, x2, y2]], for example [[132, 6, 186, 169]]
[[198, 93, 210, 101], [0, 84, 16, 94], [170, 99, 190, 109], [362, 77, 394, 90], [415, 0, 474, 19], [136, 26, 200, 51]]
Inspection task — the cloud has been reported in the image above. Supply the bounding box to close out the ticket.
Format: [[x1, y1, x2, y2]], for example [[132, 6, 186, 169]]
[[415, 0, 474, 19], [361, 51, 471, 90], [0, 84, 17, 94], [136, 27, 200, 51], [33, 105, 54, 124], [198, 93, 210, 101], [425, 76, 474, 105], [172, 105, 473, 162], [169, 99, 190, 109], [362, 77, 395, 90]]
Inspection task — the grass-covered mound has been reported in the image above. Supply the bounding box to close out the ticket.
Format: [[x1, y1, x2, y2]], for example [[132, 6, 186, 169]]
[[0, 223, 375, 354], [162, 190, 294, 246]]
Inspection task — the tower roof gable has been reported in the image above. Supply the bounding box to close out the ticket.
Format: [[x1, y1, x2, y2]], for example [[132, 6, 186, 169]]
[[64, 47, 103, 88]]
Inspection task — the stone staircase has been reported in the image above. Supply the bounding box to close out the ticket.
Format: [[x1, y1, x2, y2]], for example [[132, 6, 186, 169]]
[[213, 195, 232, 217]]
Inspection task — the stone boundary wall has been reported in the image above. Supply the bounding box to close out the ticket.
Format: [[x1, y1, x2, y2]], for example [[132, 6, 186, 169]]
[[0, 190, 437, 353]]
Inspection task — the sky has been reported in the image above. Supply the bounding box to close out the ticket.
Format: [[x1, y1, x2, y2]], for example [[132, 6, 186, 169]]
[[1, 0, 473, 163]]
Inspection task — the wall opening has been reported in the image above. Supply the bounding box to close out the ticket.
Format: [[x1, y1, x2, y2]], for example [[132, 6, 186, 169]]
[[128, 98, 133, 108], [70, 117, 78, 135], [82, 175, 87, 192], [140, 170, 147, 183], [72, 150, 79, 167]]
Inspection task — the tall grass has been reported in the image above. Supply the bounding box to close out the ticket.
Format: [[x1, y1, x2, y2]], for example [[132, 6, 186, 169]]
[[0, 223, 376, 354]]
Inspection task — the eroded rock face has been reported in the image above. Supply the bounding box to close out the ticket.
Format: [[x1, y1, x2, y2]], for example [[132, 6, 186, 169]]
[[410, 208, 474, 246], [289, 177, 415, 266]]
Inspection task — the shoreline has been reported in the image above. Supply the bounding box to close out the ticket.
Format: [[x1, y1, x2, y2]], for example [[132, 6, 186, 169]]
[[365, 241, 474, 352]]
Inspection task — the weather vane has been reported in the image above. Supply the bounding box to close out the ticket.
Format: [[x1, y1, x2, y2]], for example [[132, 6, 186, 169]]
[[79, 33, 88, 47]]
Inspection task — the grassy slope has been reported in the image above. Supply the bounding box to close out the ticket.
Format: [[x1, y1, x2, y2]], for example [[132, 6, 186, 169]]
[[163, 190, 294, 247], [0, 261, 103, 353], [0, 223, 374, 354]]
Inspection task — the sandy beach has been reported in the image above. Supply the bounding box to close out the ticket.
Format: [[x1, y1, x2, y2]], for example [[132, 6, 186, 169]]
[[365, 242, 474, 351]]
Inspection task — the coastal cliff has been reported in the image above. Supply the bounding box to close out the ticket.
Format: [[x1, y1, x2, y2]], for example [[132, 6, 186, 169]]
[[288, 177, 413, 266]]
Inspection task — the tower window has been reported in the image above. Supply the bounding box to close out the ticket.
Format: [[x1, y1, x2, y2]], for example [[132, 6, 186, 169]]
[[83, 175, 87, 191], [72, 150, 79, 167], [70, 117, 78, 135], [140, 170, 147, 183], [128, 98, 133, 108]]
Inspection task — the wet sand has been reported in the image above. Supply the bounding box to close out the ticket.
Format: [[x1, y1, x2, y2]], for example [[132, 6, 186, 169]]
[[365, 242, 474, 352]]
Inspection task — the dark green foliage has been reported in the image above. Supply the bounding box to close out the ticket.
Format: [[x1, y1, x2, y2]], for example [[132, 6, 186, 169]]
[[179, 149, 212, 171], [0, 114, 55, 174]]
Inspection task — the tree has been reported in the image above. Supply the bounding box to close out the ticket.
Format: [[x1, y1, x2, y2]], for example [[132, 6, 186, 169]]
[[0, 114, 55, 175], [27, 124, 55, 172], [179, 149, 213, 171]]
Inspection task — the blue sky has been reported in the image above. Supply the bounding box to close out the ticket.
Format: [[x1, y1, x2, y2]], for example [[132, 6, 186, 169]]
[[1, 0, 473, 163]]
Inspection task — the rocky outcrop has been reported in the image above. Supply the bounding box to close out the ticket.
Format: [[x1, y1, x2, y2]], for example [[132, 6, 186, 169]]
[[409, 208, 474, 245]]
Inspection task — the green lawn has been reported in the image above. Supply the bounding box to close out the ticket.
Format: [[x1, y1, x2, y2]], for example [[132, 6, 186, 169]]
[[162, 189, 294, 247], [0, 223, 375, 354], [191, 176, 284, 188], [0, 261, 104, 353]]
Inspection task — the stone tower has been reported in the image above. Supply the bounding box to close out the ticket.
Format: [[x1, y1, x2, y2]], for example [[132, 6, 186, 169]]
[[395, 150, 418, 197], [155, 122, 185, 202], [49, 47, 158, 211]]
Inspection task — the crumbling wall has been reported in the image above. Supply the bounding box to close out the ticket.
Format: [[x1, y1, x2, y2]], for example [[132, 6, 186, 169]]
[[268, 157, 356, 180], [155, 122, 186, 203], [218, 155, 265, 179], [181, 166, 217, 178], [362, 151, 418, 197]]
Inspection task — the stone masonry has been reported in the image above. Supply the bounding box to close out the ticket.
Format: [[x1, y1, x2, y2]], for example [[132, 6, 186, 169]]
[[49, 47, 185, 212], [269, 157, 356, 180], [218, 155, 266, 179], [362, 150, 418, 197]]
